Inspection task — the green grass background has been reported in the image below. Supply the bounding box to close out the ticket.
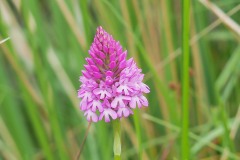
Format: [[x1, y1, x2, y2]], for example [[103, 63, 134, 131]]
[[0, 0, 240, 159]]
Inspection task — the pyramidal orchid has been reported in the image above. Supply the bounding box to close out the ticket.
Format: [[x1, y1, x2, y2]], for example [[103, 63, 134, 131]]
[[78, 26, 150, 123]]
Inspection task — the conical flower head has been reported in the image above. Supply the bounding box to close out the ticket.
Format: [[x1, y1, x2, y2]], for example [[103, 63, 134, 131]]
[[78, 26, 150, 122]]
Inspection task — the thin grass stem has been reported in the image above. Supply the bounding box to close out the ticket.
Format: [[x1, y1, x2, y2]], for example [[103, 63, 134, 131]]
[[75, 122, 92, 160], [181, 0, 191, 159]]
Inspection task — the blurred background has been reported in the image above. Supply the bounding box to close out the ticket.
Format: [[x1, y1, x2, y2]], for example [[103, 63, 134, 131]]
[[1, 0, 240, 159]]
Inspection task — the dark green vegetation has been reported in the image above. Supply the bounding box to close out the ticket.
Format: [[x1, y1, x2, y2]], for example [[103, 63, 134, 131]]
[[0, 0, 240, 159]]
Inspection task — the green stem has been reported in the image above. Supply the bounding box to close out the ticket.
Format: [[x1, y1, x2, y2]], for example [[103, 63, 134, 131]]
[[181, 0, 191, 159], [133, 110, 142, 160], [113, 119, 121, 160]]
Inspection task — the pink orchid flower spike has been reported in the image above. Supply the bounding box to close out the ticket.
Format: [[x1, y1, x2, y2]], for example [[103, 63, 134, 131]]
[[78, 26, 150, 122]]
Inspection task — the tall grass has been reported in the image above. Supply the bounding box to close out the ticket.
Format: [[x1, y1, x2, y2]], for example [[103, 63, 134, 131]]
[[181, 0, 191, 159], [1, 0, 240, 159]]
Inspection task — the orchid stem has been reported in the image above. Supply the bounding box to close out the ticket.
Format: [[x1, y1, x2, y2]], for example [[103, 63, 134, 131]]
[[113, 119, 121, 160]]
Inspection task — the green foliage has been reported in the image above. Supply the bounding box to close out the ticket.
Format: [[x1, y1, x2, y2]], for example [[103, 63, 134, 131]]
[[0, 0, 240, 159]]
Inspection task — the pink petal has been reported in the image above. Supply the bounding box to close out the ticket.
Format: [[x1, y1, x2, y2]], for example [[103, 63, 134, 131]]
[[99, 91, 105, 99], [109, 47, 114, 54], [140, 83, 150, 93], [93, 72, 102, 79], [111, 97, 118, 108], [92, 44, 98, 52], [91, 114, 98, 122], [104, 114, 110, 122], [82, 70, 91, 78], [105, 76, 113, 85], [109, 61, 116, 69], [90, 65, 99, 72], [90, 100, 103, 112], [105, 89, 112, 97], [84, 65, 92, 72], [129, 99, 136, 109], [103, 46, 108, 53], [118, 51, 127, 62], [89, 50, 96, 58], [100, 109, 117, 122], [116, 46, 122, 55], [93, 89, 111, 100], [117, 85, 133, 95], [123, 108, 130, 117], [119, 60, 126, 69], [129, 96, 141, 108], [93, 88, 101, 95], [140, 95, 148, 106], [106, 71, 113, 76], [95, 58, 103, 65], [80, 100, 87, 110], [86, 58, 94, 65], [97, 51, 106, 59], [97, 43, 102, 50], [84, 110, 98, 122], [108, 109, 117, 120], [110, 53, 116, 61]]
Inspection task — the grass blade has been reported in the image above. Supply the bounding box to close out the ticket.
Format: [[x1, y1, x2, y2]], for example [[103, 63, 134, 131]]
[[181, 0, 191, 159]]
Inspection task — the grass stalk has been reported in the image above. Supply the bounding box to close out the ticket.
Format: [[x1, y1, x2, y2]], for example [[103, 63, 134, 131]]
[[143, 114, 239, 159], [181, 0, 191, 159], [75, 122, 92, 160], [0, 37, 10, 44], [133, 110, 142, 160]]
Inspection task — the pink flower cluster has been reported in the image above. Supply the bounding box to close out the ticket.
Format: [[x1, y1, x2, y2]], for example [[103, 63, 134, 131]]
[[78, 26, 150, 122]]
